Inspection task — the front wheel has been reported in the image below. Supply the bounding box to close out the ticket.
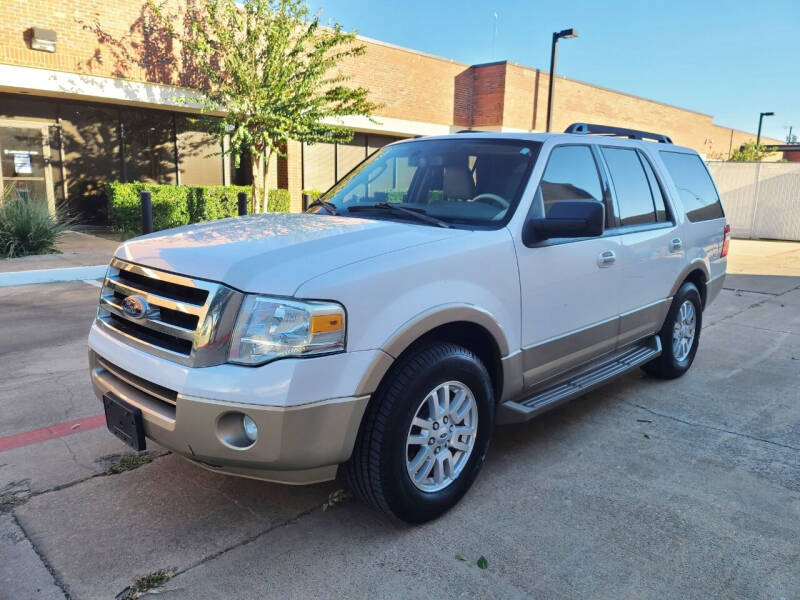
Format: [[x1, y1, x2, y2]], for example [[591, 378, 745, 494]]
[[343, 342, 494, 523], [643, 281, 703, 379]]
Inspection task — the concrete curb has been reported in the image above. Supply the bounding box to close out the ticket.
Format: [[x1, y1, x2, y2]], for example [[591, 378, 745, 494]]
[[0, 265, 107, 287]]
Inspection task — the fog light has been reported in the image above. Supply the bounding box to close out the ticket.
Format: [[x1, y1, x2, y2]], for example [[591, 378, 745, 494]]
[[217, 412, 258, 449], [242, 414, 258, 443]]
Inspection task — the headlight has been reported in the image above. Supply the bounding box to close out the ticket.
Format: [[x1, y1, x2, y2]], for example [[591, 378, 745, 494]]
[[228, 295, 345, 365]]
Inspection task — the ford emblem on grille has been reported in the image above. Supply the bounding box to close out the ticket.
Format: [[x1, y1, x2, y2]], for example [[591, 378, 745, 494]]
[[121, 295, 150, 320]]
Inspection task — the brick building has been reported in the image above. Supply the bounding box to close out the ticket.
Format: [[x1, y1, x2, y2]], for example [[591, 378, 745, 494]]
[[0, 0, 784, 221]]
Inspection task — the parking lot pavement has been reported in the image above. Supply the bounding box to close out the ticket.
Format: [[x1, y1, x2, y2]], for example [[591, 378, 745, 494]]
[[1, 244, 799, 600], [0, 282, 128, 499]]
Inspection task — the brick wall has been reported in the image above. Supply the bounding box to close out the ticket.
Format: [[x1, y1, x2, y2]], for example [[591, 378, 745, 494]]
[[502, 63, 537, 131], [337, 39, 466, 126], [0, 0, 204, 87], [470, 62, 506, 128], [0, 0, 783, 157]]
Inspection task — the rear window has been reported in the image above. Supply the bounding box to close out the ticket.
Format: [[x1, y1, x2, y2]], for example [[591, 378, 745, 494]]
[[660, 151, 724, 222]]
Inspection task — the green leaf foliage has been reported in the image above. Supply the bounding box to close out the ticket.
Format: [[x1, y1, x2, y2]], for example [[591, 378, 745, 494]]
[[0, 191, 71, 258], [729, 141, 776, 162], [267, 189, 292, 213], [301, 189, 324, 202], [148, 0, 379, 211], [107, 182, 192, 233], [477, 556, 488, 570], [107, 182, 289, 234]]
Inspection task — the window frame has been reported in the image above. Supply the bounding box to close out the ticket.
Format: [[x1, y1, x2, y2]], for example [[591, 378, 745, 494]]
[[595, 144, 677, 235], [638, 150, 672, 223], [523, 142, 618, 247]]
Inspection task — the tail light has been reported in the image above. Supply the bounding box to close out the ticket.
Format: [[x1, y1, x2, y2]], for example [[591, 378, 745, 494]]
[[720, 223, 730, 258]]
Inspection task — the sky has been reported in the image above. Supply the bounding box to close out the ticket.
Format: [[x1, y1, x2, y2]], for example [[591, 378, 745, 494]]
[[307, 0, 799, 142]]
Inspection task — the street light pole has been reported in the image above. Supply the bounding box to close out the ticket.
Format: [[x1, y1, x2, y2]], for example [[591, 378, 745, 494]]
[[545, 28, 578, 133], [756, 111, 774, 146]]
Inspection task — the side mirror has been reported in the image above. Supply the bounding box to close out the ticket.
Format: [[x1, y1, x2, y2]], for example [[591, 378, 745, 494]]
[[523, 200, 605, 244]]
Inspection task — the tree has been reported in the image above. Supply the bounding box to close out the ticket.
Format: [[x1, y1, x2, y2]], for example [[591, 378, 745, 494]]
[[729, 141, 775, 162], [150, 0, 378, 212]]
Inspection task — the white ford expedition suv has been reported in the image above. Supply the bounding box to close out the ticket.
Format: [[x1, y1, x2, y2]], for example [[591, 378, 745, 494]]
[[89, 123, 728, 523]]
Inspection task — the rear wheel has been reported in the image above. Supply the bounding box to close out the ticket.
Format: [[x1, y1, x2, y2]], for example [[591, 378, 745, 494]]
[[643, 282, 703, 379], [343, 342, 494, 523]]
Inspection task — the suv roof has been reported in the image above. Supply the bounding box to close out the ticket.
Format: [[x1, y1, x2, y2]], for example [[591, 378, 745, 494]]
[[398, 123, 698, 155]]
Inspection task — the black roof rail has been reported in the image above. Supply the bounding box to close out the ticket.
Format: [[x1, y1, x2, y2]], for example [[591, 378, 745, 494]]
[[564, 123, 673, 144]]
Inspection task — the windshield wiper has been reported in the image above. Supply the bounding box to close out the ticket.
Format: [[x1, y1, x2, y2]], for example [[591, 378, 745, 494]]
[[306, 199, 338, 215], [347, 203, 454, 228]]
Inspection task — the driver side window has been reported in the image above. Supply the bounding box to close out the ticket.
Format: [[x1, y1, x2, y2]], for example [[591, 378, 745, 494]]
[[538, 145, 604, 216]]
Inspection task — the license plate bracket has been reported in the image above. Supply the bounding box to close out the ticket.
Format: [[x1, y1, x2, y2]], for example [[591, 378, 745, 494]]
[[103, 393, 146, 451]]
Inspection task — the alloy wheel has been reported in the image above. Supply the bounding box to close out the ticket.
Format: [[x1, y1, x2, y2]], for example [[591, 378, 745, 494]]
[[405, 380, 478, 493]]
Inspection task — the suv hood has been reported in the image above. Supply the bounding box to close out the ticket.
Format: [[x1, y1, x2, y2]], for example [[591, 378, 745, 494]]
[[115, 213, 465, 295]]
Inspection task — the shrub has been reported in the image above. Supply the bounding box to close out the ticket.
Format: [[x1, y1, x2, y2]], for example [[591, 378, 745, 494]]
[[301, 189, 323, 202], [107, 182, 191, 233], [387, 188, 407, 203], [189, 185, 251, 222], [267, 188, 291, 212], [107, 183, 289, 234], [427, 190, 445, 204], [0, 194, 71, 258], [729, 141, 775, 162]]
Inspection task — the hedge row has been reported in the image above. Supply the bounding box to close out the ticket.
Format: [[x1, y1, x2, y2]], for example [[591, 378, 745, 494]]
[[301, 188, 410, 204], [107, 183, 291, 233], [301, 189, 323, 203]]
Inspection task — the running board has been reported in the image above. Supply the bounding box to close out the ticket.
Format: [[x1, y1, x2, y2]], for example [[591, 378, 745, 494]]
[[497, 335, 661, 425]]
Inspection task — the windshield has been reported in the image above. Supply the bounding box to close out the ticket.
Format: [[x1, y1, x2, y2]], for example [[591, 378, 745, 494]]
[[311, 138, 541, 227]]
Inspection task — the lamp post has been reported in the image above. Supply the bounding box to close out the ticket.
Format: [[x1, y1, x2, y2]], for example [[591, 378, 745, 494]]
[[545, 28, 578, 133], [756, 111, 774, 146]]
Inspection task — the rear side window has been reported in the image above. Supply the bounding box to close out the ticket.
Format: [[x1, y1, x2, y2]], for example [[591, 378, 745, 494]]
[[639, 154, 668, 222], [538, 145, 604, 215], [601, 147, 658, 226], [660, 151, 724, 222]]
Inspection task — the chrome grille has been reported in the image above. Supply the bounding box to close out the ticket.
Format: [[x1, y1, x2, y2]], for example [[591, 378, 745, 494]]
[[96, 258, 243, 366]]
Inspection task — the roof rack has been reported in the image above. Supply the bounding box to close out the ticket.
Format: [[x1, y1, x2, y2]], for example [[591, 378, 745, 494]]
[[564, 123, 673, 144]]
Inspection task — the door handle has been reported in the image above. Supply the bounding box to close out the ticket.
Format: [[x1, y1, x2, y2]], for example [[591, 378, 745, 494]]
[[597, 250, 616, 267], [669, 237, 682, 252]]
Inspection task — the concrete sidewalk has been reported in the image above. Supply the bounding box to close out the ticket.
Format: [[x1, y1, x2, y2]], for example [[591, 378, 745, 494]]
[[0, 231, 118, 274]]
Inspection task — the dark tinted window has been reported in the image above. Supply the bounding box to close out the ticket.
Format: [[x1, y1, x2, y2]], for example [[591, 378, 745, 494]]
[[601, 147, 656, 226], [639, 153, 668, 222], [539, 145, 603, 217], [660, 151, 724, 221]]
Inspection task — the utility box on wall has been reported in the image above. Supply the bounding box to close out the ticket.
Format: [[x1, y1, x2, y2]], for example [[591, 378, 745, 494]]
[[30, 28, 57, 53]]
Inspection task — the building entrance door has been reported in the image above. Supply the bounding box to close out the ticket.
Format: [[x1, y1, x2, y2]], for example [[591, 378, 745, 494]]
[[0, 122, 55, 214]]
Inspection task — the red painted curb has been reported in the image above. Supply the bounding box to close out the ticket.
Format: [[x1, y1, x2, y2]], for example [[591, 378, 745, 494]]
[[0, 414, 106, 453]]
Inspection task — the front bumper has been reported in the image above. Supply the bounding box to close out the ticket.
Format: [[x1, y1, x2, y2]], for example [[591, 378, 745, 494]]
[[89, 345, 370, 485]]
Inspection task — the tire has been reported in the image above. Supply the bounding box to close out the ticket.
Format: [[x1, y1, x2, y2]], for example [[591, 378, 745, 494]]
[[343, 342, 494, 523], [643, 282, 703, 379]]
